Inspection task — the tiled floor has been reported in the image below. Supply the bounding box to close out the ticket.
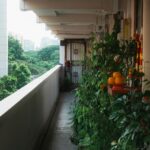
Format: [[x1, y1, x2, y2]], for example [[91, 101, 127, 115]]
[[41, 92, 77, 150]]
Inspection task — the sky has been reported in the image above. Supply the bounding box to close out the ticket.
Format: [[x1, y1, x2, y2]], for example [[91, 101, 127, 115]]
[[7, 0, 58, 47]]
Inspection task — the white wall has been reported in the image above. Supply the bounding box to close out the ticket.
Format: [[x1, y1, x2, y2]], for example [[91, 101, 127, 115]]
[[0, 0, 8, 77], [0, 65, 61, 150]]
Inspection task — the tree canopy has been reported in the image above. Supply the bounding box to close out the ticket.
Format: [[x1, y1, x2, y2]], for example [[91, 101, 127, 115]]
[[8, 35, 23, 60], [38, 45, 59, 61]]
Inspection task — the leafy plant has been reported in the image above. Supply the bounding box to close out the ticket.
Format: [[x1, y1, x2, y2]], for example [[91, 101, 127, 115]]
[[110, 89, 150, 150], [72, 11, 150, 150]]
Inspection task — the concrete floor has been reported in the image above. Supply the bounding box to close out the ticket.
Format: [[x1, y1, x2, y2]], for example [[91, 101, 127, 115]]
[[41, 92, 77, 150]]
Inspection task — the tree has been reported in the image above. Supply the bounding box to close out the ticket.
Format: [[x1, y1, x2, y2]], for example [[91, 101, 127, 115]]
[[0, 75, 17, 100], [8, 35, 23, 60], [8, 35, 31, 88], [0, 36, 59, 101], [11, 63, 31, 89], [38, 45, 59, 61]]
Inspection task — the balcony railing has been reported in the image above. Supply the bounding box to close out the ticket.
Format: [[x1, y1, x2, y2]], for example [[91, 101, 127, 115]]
[[0, 65, 61, 150]]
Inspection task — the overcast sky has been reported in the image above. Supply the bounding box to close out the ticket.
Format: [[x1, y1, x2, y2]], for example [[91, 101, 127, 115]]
[[7, 0, 58, 46]]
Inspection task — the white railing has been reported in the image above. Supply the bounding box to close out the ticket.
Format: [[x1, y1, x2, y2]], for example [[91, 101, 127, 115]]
[[0, 65, 61, 150]]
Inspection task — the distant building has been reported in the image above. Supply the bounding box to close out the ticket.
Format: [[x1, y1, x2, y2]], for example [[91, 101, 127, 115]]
[[23, 40, 35, 51], [50, 39, 60, 45], [40, 37, 59, 49], [40, 37, 51, 48]]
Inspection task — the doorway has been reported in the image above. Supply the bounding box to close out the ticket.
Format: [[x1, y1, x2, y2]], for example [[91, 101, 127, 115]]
[[65, 40, 86, 86]]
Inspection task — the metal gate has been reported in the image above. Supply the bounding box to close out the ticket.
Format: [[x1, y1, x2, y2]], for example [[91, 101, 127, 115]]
[[66, 41, 86, 85]]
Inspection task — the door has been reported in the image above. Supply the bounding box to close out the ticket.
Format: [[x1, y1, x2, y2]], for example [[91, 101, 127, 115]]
[[66, 42, 86, 85]]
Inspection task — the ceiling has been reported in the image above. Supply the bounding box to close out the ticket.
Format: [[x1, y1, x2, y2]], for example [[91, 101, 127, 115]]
[[20, 0, 119, 39]]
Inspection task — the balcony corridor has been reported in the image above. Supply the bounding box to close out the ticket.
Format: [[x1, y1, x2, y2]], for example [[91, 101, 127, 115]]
[[41, 92, 77, 150]]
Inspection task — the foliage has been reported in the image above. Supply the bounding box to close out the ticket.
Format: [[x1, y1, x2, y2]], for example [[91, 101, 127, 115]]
[[73, 69, 120, 150], [38, 45, 59, 61], [0, 36, 59, 101], [0, 35, 31, 100], [72, 32, 124, 149], [10, 63, 31, 89], [0, 75, 17, 100], [8, 35, 23, 60], [0, 61, 31, 100], [24, 46, 59, 75], [110, 91, 150, 150], [72, 12, 150, 150]]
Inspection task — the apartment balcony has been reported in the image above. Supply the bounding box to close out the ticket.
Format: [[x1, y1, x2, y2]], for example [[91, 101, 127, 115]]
[[1, 0, 150, 149], [0, 65, 77, 150]]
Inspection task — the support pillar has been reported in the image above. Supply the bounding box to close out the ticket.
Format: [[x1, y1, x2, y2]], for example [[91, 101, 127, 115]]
[[143, 0, 150, 80], [0, 0, 8, 77], [59, 45, 65, 66], [59, 44, 65, 88]]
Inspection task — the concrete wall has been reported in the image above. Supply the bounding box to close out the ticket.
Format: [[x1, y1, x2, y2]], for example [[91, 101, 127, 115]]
[[0, 0, 8, 77], [143, 0, 150, 81], [0, 65, 61, 150]]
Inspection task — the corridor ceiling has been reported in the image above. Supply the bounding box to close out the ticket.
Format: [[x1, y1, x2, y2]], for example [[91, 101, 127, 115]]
[[21, 0, 119, 39]]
